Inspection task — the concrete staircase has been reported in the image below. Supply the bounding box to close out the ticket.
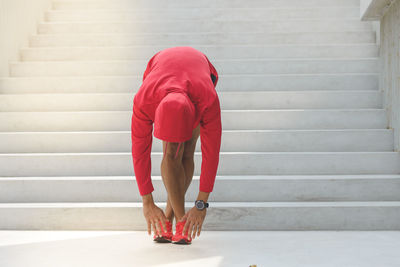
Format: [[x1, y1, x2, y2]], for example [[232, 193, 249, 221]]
[[1, 0, 400, 230]]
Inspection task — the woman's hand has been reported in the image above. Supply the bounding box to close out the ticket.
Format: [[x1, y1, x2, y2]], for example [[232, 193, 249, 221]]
[[143, 202, 168, 237], [181, 206, 207, 240]]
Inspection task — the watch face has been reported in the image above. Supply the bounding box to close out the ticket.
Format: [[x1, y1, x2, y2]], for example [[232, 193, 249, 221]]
[[196, 201, 204, 209]]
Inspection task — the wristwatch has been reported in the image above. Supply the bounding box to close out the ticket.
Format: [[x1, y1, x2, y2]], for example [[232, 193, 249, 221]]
[[195, 200, 209, 211]]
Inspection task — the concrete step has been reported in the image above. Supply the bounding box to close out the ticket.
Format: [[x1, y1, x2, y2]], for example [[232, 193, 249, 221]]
[[10, 59, 378, 77], [37, 20, 373, 34], [45, 7, 362, 22], [0, 91, 382, 112], [0, 152, 399, 177], [0, 201, 399, 230], [29, 32, 376, 47], [0, 110, 387, 131], [0, 75, 379, 93], [0, 129, 393, 153], [52, 0, 360, 10], [20, 44, 379, 61], [1, 175, 400, 203]]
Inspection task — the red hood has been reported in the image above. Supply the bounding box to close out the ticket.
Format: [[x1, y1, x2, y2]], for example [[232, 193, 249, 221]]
[[154, 91, 195, 159]]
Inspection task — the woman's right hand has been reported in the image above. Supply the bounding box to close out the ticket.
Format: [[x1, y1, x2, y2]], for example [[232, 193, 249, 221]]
[[143, 201, 168, 237]]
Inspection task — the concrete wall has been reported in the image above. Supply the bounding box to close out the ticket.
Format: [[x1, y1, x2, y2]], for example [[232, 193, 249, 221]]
[[361, 0, 400, 150], [0, 0, 52, 77], [379, 0, 400, 150]]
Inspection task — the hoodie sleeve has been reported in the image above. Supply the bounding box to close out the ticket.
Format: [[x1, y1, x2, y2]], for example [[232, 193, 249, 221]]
[[131, 103, 154, 196], [199, 95, 222, 193]]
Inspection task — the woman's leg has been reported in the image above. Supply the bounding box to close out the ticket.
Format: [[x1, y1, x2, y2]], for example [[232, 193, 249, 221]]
[[161, 141, 186, 222], [162, 124, 201, 222], [182, 124, 201, 194]]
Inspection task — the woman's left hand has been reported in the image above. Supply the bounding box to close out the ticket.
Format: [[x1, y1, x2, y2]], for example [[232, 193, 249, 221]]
[[181, 206, 207, 240]]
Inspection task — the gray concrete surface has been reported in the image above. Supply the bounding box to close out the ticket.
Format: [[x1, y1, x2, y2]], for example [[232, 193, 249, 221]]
[[0, 231, 399, 267]]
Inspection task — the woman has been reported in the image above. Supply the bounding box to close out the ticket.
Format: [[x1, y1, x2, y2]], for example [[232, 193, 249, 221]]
[[131, 46, 222, 244]]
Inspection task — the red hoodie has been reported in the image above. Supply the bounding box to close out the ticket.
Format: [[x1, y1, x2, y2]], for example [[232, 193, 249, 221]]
[[131, 46, 222, 196]]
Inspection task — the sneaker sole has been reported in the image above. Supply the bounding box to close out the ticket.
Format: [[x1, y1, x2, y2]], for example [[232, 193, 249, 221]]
[[172, 238, 191, 245], [153, 236, 172, 243]]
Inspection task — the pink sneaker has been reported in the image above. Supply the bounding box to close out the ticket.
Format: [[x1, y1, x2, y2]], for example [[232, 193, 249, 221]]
[[172, 220, 192, 244], [153, 219, 173, 243]]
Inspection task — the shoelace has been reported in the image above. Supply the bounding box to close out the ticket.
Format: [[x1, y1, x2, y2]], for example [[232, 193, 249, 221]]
[[175, 222, 183, 235], [164, 221, 172, 232], [160, 220, 172, 232], [176, 222, 190, 237]]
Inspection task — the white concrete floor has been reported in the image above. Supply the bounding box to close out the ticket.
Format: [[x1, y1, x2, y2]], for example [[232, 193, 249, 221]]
[[0, 231, 399, 267]]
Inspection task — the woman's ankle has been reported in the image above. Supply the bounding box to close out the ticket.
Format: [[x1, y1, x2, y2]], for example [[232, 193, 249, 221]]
[[175, 215, 185, 222], [167, 215, 174, 223]]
